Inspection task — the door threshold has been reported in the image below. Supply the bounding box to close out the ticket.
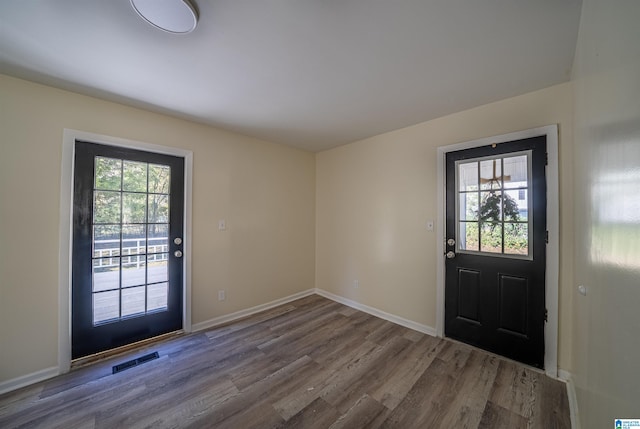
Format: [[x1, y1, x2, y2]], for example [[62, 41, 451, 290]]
[[71, 330, 183, 370], [444, 336, 546, 375]]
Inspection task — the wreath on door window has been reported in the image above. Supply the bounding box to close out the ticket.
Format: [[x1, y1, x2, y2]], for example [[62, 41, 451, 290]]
[[478, 191, 520, 225]]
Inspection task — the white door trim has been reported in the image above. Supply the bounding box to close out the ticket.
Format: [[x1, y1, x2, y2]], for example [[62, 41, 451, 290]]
[[58, 129, 193, 374], [435, 125, 559, 377]]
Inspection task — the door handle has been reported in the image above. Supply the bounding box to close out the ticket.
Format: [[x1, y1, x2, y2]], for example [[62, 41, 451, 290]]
[[174, 250, 183, 258], [447, 238, 455, 247], [446, 251, 456, 259]]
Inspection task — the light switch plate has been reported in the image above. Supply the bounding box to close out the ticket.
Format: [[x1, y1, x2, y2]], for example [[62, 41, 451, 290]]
[[218, 219, 226, 230]]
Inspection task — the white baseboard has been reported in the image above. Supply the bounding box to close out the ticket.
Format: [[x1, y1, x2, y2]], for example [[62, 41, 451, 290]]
[[188, 287, 437, 338], [191, 289, 316, 332], [557, 370, 580, 429], [0, 366, 59, 396], [315, 288, 437, 336]]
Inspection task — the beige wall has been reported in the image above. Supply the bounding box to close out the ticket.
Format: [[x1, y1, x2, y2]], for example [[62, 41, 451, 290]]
[[316, 82, 574, 370], [0, 74, 316, 384], [571, 0, 640, 426], [0, 74, 577, 390]]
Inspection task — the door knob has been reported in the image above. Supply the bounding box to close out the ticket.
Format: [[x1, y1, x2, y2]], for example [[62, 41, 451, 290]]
[[447, 238, 455, 247], [174, 237, 182, 245], [174, 250, 183, 258], [446, 251, 456, 259]]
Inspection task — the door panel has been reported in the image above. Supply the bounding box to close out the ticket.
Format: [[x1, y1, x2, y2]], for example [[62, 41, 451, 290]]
[[445, 136, 546, 368], [497, 274, 528, 336], [457, 269, 481, 323], [72, 141, 184, 359]]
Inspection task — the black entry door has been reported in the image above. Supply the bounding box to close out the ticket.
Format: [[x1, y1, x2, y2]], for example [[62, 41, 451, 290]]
[[72, 141, 184, 359], [445, 136, 546, 368]]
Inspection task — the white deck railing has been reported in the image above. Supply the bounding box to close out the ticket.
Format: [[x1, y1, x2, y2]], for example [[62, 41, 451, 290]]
[[93, 238, 168, 268]]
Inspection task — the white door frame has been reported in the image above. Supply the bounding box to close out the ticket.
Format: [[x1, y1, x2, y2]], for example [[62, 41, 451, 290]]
[[435, 125, 559, 377], [58, 129, 193, 374]]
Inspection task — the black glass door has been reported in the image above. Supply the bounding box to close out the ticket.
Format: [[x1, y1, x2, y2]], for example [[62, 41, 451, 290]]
[[72, 141, 184, 359], [445, 136, 547, 368]]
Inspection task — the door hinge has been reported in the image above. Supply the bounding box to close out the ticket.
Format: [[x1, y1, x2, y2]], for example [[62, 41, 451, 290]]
[[545, 230, 549, 244], [544, 308, 548, 323]]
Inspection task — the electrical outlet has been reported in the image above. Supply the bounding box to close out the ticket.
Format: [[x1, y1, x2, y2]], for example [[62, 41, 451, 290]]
[[218, 290, 226, 301], [354, 280, 359, 289], [218, 219, 226, 231]]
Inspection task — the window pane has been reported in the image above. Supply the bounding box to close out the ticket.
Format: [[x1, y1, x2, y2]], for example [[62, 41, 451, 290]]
[[480, 222, 502, 253], [148, 256, 168, 283], [122, 286, 146, 317], [94, 191, 121, 224], [93, 290, 120, 324], [149, 194, 169, 223], [122, 255, 146, 287], [148, 283, 168, 312], [93, 225, 120, 258], [459, 192, 479, 221], [504, 189, 528, 221], [479, 191, 502, 222], [458, 162, 478, 191], [149, 164, 170, 194], [148, 224, 168, 253], [95, 157, 121, 191], [122, 225, 146, 255], [93, 257, 120, 292], [503, 155, 528, 189], [480, 159, 501, 190], [457, 153, 531, 258], [458, 221, 479, 251], [122, 193, 147, 223], [123, 161, 148, 192], [505, 223, 528, 255]]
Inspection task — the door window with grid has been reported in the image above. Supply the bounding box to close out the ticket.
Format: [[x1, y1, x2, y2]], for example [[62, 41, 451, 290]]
[[91, 157, 171, 324], [456, 151, 532, 258]]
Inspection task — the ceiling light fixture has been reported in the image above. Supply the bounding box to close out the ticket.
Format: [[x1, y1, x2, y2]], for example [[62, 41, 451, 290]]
[[130, 0, 198, 34]]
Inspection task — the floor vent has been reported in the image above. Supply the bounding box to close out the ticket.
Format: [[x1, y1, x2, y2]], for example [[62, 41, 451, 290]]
[[112, 351, 159, 374]]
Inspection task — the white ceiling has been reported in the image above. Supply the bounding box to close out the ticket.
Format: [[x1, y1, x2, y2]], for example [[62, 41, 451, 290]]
[[0, 0, 582, 152]]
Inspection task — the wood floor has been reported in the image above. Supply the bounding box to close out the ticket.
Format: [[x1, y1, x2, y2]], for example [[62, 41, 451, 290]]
[[0, 295, 570, 428]]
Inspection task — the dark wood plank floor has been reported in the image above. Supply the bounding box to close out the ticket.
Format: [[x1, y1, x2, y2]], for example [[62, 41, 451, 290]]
[[0, 295, 570, 428]]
